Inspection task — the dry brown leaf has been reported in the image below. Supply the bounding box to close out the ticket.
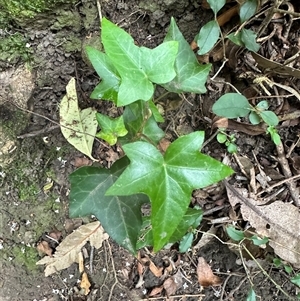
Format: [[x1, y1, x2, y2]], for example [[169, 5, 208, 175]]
[[149, 260, 163, 278], [37, 241, 53, 257], [226, 187, 300, 266], [212, 117, 266, 135], [80, 272, 91, 295], [163, 271, 183, 297], [36, 221, 109, 276], [148, 285, 164, 297], [78, 251, 84, 273], [71, 156, 93, 167], [197, 257, 222, 287]]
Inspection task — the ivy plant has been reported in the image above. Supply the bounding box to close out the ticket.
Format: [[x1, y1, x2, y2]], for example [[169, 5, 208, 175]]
[[64, 17, 233, 254]]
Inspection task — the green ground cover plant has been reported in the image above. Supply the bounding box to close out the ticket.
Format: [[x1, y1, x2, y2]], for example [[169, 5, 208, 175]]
[[63, 17, 234, 254]]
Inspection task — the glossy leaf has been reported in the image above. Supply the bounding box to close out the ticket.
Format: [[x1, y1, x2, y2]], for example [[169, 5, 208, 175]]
[[95, 113, 128, 145], [106, 131, 233, 251], [60, 78, 98, 160], [197, 20, 220, 55], [212, 93, 251, 118], [217, 133, 227, 143], [101, 18, 178, 106], [207, 0, 226, 15], [69, 157, 149, 254], [241, 28, 260, 52], [137, 207, 203, 250], [86, 46, 120, 103], [120, 100, 165, 145], [163, 17, 211, 94], [226, 225, 245, 241], [240, 0, 258, 23]]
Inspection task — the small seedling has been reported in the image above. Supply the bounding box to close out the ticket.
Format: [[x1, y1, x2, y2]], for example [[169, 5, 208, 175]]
[[212, 93, 280, 145], [217, 129, 238, 153]]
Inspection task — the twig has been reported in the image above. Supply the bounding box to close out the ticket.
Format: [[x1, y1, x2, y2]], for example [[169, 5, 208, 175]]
[[275, 141, 300, 206], [17, 125, 60, 138], [89, 246, 94, 274]]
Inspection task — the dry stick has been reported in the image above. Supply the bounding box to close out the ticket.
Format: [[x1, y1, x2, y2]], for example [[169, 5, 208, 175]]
[[275, 141, 300, 206]]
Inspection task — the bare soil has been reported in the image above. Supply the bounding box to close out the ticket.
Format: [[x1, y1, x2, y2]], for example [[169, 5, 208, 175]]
[[1, 1, 300, 301]]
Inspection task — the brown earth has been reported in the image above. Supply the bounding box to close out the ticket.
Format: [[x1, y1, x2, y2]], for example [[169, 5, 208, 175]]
[[1, 0, 300, 300]]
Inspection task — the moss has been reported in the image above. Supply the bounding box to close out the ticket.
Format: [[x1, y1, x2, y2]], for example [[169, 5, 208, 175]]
[[12, 245, 39, 271], [0, 33, 32, 65], [0, 0, 77, 20]]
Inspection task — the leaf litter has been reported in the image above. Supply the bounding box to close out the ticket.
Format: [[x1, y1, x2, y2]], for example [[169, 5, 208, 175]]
[[37, 221, 109, 276]]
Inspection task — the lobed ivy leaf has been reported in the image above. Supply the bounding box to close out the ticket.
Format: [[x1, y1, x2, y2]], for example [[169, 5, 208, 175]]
[[162, 17, 211, 94], [240, 0, 258, 23], [69, 157, 149, 254], [95, 113, 128, 145], [106, 131, 233, 251], [241, 28, 260, 52], [119, 100, 165, 145], [207, 0, 226, 15], [212, 93, 251, 118], [137, 207, 203, 250], [197, 20, 220, 55], [86, 46, 120, 103], [101, 18, 178, 106]]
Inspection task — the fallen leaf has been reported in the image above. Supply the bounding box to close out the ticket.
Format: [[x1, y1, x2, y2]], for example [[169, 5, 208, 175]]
[[48, 228, 62, 241], [197, 257, 222, 287], [71, 157, 93, 167], [78, 251, 84, 273], [37, 241, 53, 257], [149, 260, 163, 278], [59, 78, 98, 161], [163, 271, 183, 297], [226, 186, 300, 266], [36, 221, 108, 276], [80, 272, 91, 295], [149, 285, 164, 297]]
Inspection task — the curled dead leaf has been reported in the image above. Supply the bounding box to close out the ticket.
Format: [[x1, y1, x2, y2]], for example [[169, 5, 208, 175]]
[[37, 241, 53, 257], [197, 257, 222, 287], [163, 271, 183, 297], [80, 272, 91, 295]]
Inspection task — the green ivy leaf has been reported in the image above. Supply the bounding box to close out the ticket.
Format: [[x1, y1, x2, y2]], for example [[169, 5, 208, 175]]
[[149, 100, 164, 122], [101, 18, 178, 106], [86, 46, 120, 103], [162, 17, 211, 94], [212, 93, 251, 118], [120, 100, 165, 145], [246, 288, 256, 301], [226, 225, 245, 241], [179, 232, 194, 253], [137, 207, 203, 250], [207, 0, 226, 15], [69, 157, 149, 254], [249, 111, 261, 125], [95, 113, 128, 145], [241, 28, 260, 52], [106, 131, 233, 251], [197, 20, 220, 55], [240, 0, 258, 23], [227, 31, 244, 47], [260, 111, 279, 126]]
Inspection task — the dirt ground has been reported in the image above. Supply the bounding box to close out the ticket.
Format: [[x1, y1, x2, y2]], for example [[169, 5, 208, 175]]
[[1, 0, 300, 300]]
